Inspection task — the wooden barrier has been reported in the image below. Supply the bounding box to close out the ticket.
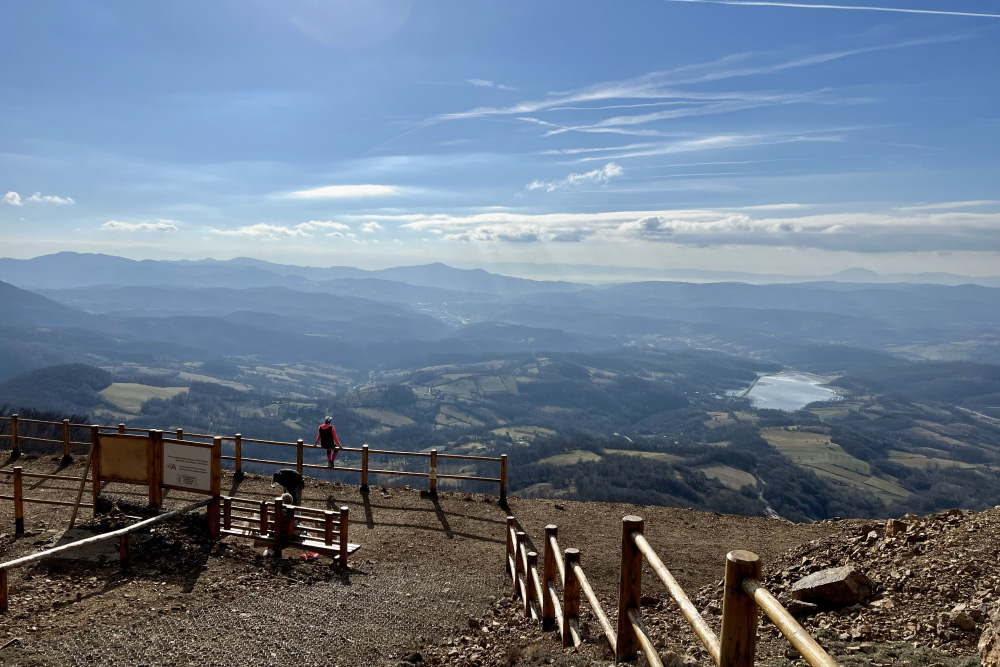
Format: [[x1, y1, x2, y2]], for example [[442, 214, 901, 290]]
[[505, 516, 840, 667], [218, 494, 358, 567], [2, 413, 509, 500]]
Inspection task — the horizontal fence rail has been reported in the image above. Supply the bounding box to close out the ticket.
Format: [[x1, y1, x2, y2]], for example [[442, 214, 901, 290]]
[[1, 414, 508, 501], [505, 515, 841, 667]]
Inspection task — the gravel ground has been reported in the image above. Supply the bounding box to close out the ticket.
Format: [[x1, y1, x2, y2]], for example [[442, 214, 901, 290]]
[[2, 453, 875, 666]]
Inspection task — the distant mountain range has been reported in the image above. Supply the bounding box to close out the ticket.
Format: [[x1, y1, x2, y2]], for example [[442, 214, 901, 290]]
[[0, 252, 998, 386]]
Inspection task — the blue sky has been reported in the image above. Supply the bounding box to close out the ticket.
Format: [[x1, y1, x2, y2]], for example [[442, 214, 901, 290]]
[[2, 0, 999, 277]]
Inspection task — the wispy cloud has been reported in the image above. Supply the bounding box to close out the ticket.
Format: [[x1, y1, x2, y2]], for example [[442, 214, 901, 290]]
[[211, 221, 354, 240], [286, 184, 398, 200], [361, 221, 383, 233], [357, 206, 1000, 252], [101, 219, 179, 232], [466, 78, 517, 91], [527, 162, 624, 192], [661, 0, 1000, 20], [3, 190, 75, 206], [895, 200, 998, 211]]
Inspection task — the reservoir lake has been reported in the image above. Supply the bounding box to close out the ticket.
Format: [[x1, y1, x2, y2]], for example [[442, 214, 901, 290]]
[[738, 372, 841, 412]]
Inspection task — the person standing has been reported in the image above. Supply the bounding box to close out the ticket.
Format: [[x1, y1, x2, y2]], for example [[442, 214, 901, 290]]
[[316, 416, 342, 467]]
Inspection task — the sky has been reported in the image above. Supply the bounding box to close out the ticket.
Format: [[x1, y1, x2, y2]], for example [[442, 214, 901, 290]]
[[2, 0, 999, 278]]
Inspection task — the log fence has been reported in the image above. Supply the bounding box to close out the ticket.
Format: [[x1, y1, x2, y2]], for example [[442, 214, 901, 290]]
[[505, 515, 840, 667], [1, 413, 509, 500]]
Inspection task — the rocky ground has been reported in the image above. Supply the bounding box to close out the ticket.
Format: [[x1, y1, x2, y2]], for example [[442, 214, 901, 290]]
[[1, 452, 998, 666]]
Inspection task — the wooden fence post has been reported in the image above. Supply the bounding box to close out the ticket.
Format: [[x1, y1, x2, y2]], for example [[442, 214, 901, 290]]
[[429, 449, 437, 495], [500, 454, 507, 503], [259, 500, 268, 536], [296, 438, 304, 474], [515, 531, 528, 605], [234, 433, 243, 479], [324, 510, 334, 546], [616, 515, 644, 662], [0, 568, 7, 612], [118, 423, 125, 434], [10, 414, 18, 459], [361, 444, 369, 491], [148, 430, 163, 509], [91, 425, 100, 517], [208, 437, 222, 538], [505, 516, 516, 578], [176, 428, 183, 440], [526, 551, 539, 618], [62, 419, 71, 463], [563, 548, 580, 648], [339, 506, 349, 569], [542, 524, 558, 630], [13, 467, 24, 535], [272, 497, 284, 557], [223, 497, 232, 531], [721, 550, 761, 667], [119, 534, 130, 569]]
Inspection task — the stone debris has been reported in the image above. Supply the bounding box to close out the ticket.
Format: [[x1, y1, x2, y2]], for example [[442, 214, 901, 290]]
[[791, 565, 873, 607]]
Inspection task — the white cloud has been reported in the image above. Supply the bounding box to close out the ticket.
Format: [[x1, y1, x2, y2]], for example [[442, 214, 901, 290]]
[[894, 200, 999, 211], [26, 192, 74, 204], [526, 162, 624, 193], [360, 206, 1000, 252], [466, 78, 517, 91], [211, 223, 310, 239], [101, 219, 179, 232], [210, 220, 359, 240], [660, 0, 1000, 20], [3, 191, 75, 205], [298, 220, 351, 234], [286, 184, 398, 199], [361, 221, 383, 233]]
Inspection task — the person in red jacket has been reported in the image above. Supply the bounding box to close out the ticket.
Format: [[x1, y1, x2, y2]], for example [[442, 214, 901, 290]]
[[316, 416, 342, 467]]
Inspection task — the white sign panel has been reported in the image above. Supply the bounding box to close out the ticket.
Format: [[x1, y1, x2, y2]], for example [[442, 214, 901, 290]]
[[163, 442, 212, 492]]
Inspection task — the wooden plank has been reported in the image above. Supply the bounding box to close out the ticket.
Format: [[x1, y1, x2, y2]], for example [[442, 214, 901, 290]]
[[634, 533, 721, 664], [743, 578, 840, 667]]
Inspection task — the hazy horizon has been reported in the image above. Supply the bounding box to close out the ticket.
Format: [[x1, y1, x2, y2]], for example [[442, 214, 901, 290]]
[[2, 1, 999, 276]]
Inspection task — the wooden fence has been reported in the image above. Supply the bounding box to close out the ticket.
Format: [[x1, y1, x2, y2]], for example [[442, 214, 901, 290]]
[[220, 495, 359, 567], [505, 515, 839, 667], [0, 414, 508, 501]]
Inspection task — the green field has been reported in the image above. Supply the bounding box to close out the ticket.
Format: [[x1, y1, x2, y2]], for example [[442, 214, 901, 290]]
[[697, 465, 756, 490], [762, 427, 909, 501], [355, 408, 415, 428], [537, 449, 602, 465], [603, 449, 684, 464], [887, 450, 977, 470], [100, 383, 189, 414]]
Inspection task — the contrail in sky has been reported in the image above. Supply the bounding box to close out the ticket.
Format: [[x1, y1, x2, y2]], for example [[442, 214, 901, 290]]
[[662, 0, 1000, 19]]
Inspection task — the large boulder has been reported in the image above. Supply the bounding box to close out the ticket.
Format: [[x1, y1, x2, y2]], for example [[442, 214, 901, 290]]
[[981, 604, 1000, 667], [791, 566, 873, 607]]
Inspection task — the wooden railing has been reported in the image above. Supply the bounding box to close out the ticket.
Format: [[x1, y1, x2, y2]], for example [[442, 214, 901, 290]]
[[506, 515, 840, 667], [1, 414, 508, 501], [219, 495, 358, 567]]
